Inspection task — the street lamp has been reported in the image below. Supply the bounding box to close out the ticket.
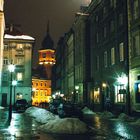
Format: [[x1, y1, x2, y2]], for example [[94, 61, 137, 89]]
[[8, 64, 15, 122], [73, 85, 79, 103], [12, 80, 17, 104]]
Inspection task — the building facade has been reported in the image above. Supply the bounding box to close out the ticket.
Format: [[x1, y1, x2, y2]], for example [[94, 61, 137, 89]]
[[1, 25, 35, 106], [32, 78, 51, 106], [54, 0, 140, 113], [72, 10, 90, 104], [129, 0, 140, 111], [0, 0, 5, 93], [88, 0, 129, 112]]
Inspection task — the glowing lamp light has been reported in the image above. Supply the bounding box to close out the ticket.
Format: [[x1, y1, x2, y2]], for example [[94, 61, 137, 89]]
[[60, 94, 64, 97], [12, 80, 17, 86], [75, 85, 79, 90], [8, 64, 15, 72], [102, 83, 107, 88], [52, 95, 56, 99], [117, 74, 128, 85], [32, 88, 36, 92]]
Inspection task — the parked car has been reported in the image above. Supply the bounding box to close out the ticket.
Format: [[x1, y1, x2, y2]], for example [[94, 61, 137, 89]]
[[14, 99, 29, 111], [39, 102, 49, 109], [57, 102, 83, 119], [49, 98, 64, 114]]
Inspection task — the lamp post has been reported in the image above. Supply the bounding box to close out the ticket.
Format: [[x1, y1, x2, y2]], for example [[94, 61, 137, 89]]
[[74, 85, 79, 103], [8, 64, 15, 122], [12, 80, 17, 104]]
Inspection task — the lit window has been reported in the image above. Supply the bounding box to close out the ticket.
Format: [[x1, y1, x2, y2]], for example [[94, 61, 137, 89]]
[[17, 57, 23, 65], [115, 85, 126, 103], [94, 88, 100, 103], [138, 84, 140, 92], [111, 47, 115, 65], [17, 72, 23, 81], [17, 44, 23, 50], [119, 42, 124, 61], [104, 51, 108, 68]]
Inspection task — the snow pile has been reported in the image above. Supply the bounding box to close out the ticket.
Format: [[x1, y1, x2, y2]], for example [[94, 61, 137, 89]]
[[39, 118, 88, 134], [100, 111, 115, 119], [118, 113, 134, 122], [82, 107, 96, 115], [25, 107, 59, 123], [35, 112, 59, 124], [131, 119, 140, 126], [0, 106, 5, 110], [25, 107, 47, 118]]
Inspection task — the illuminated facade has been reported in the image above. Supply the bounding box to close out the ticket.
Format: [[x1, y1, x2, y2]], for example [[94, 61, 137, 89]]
[[129, 0, 140, 111], [0, 0, 5, 95], [1, 25, 35, 106], [32, 78, 51, 106], [32, 23, 55, 106]]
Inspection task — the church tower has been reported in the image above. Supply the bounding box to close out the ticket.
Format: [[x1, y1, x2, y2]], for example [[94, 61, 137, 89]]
[[38, 22, 56, 79]]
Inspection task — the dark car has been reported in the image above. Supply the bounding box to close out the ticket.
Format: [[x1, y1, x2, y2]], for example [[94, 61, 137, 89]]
[[49, 98, 63, 114], [57, 102, 83, 119], [39, 102, 49, 109], [14, 99, 29, 111]]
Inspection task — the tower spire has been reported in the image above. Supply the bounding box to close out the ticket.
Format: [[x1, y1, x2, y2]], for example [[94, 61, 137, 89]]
[[47, 20, 49, 33]]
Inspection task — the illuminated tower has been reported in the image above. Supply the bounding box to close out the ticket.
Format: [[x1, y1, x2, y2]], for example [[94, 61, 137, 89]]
[[38, 22, 55, 79]]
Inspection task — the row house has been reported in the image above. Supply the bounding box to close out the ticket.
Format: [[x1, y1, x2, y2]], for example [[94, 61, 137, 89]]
[[54, 0, 140, 113], [1, 25, 34, 106]]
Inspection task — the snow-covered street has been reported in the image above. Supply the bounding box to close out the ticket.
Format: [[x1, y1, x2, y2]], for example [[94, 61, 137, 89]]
[[0, 106, 140, 139]]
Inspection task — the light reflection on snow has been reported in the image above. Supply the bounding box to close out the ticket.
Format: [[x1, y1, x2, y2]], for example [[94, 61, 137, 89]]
[[114, 122, 132, 139], [94, 116, 101, 129]]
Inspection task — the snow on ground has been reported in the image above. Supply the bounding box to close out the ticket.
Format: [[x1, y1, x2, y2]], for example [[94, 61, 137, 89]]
[[25, 107, 88, 134], [0, 106, 5, 109], [38, 117, 88, 134], [82, 107, 96, 115], [118, 113, 135, 122], [25, 107, 59, 124], [130, 119, 140, 126], [98, 111, 115, 119]]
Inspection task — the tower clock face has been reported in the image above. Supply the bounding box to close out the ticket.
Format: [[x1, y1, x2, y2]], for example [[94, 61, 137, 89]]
[[42, 53, 46, 58]]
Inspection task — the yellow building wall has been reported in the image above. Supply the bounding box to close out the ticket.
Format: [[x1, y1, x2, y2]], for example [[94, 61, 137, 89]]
[[32, 79, 52, 106]]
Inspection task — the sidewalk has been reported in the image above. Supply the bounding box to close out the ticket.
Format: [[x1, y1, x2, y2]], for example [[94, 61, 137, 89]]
[[0, 107, 9, 129]]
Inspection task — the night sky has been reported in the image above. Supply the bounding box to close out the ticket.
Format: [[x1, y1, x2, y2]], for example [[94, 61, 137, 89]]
[[4, 0, 91, 66]]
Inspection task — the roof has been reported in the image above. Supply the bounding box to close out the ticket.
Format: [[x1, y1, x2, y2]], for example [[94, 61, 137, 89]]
[[40, 21, 54, 50]]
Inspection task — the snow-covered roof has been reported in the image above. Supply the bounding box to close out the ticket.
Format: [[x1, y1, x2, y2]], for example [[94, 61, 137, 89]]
[[4, 34, 35, 40]]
